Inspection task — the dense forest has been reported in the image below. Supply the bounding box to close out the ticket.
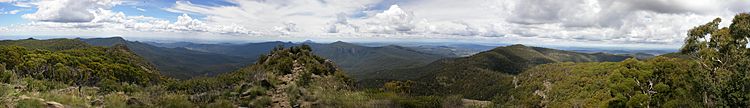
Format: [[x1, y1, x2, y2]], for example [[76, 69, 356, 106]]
[[0, 13, 749, 107]]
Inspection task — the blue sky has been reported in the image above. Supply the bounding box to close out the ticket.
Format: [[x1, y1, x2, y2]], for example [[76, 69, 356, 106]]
[[1, 0, 749, 49]]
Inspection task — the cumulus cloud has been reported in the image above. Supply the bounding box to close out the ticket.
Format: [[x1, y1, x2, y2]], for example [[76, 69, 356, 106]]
[[327, 4, 507, 37], [495, 0, 750, 44], [22, 0, 120, 22], [10, 0, 254, 36], [363, 5, 418, 33], [165, 0, 382, 35], [5, 0, 750, 47]]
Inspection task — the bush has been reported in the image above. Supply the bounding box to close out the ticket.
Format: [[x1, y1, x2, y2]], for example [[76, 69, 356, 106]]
[[395, 96, 442, 108], [249, 96, 272, 108], [156, 93, 195, 108], [207, 99, 234, 108], [103, 93, 129, 108], [98, 79, 141, 93], [0, 84, 16, 97], [0, 70, 17, 83], [40, 92, 90, 108], [23, 78, 67, 92], [245, 86, 267, 98], [16, 99, 45, 108]]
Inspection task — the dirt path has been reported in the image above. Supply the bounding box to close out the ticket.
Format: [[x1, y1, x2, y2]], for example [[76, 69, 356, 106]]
[[271, 60, 304, 108]]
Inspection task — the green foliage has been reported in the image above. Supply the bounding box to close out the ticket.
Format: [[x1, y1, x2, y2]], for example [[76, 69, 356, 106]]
[[0, 84, 16, 97], [364, 44, 632, 100], [156, 93, 195, 108], [207, 99, 234, 108], [23, 77, 67, 92], [40, 91, 90, 108], [0, 69, 17, 83], [15, 99, 45, 108], [103, 93, 129, 108], [82, 37, 251, 79], [0, 38, 489, 107], [680, 13, 750, 107], [98, 79, 142, 93], [0, 40, 164, 87]]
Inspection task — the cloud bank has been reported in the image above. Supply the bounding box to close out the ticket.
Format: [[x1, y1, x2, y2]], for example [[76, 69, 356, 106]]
[[2, 0, 750, 48]]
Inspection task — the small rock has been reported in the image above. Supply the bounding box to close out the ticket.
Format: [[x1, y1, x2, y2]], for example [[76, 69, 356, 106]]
[[46, 101, 65, 108], [90, 99, 104, 106], [127, 98, 144, 106]]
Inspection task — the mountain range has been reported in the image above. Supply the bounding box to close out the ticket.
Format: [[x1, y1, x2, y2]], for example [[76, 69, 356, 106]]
[[81, 37, 252, 79], [145, 39, 455, 79], [360, 44, 633, 99], [0, 37, 684, 107]]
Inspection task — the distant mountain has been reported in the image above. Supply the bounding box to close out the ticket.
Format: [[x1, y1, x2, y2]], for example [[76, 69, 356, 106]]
[[166, 41, 297, 59], [143, 41, 196, 48], [362, 44, 633, 100], [307, 41, 449, 78], [620, 52, 656, 60], [569, 49, 676, 55], [408, 45, 482, 57], [0, 38, 90, 51], [81, 37, 252, 79], [147, 41, 451, 80]]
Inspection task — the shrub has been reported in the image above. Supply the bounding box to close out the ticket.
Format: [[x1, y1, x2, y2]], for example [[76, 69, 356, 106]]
[[16, 99, 45, 108], [207, 99, 234, 108], [250, 96, 272, 108], [156, 93, 195, 108], [40, 92, 90, 108], [0, 84, 16, 97], [245, 86, 266, 98], [0, 70, 17, 83], [98, 79, 141, 93], [23, 78, 66, 92], [103, 93, 128, 108]]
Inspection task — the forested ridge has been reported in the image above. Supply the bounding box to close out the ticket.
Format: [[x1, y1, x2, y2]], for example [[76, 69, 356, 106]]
[[493, 13, 750, 107], [0, 13, 749, 107], [0, 41, 478, 107]]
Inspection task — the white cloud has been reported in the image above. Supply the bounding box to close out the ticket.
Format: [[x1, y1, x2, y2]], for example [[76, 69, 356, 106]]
[[135, 7, 146, 12], [5, 0, 750, 48], [0, 9, 22, 15], [165, 0, 382, 35], [9, 0, 254, 37], [22, 0, 121, 22]]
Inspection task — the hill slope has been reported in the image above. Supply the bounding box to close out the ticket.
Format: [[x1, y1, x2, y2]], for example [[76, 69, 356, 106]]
[[308, 42, 448, 78], [150, 41, 451, 80], [81, 37, 251, 79], [364, 44, 632, 100], [0, 38, 165, 86]]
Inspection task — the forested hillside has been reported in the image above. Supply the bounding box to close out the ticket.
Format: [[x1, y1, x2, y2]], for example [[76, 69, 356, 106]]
[[0, 41, 480, 107], [308, 42, 448, 78], [361, 44, 632, 99], [494, 13, 750, 107], [148, 40, 451, 80], [82, 37, 252, 79]]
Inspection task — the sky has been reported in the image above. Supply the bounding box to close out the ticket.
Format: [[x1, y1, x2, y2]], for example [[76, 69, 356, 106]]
[[0, 0, 749, 49]]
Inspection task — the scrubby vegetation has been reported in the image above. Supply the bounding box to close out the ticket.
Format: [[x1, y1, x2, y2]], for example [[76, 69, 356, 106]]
[[492, 13, 750, 107], [0, 40, 470, 107]]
